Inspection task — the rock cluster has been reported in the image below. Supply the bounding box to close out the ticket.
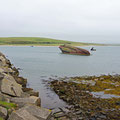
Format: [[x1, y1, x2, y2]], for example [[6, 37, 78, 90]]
[[50, 79, 120, 120], [0, 51, 52, 120]]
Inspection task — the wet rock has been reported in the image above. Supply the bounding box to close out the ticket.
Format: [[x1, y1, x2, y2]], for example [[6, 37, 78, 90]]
[[10, 96, 41, 108], [26, 90, 39, 97], [0, 106, 8, 119], [76, 110, 82, 115], [14, 76, 27, 87], [12, 67, 19, 76], [22, 87, 33, 92], [22, 88, 39, 97], [116, 101, 120, 105], [50, 76, 120, 120]]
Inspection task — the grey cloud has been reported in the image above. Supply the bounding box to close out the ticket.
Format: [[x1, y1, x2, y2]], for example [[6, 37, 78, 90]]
[[0, 0, 120, 43]]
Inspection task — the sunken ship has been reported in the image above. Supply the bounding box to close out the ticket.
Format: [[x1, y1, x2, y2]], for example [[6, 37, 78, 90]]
[[59, 44, 90, 55]]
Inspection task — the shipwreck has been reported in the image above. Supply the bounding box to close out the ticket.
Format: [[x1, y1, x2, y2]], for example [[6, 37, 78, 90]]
[[59, 44, 90, 55]]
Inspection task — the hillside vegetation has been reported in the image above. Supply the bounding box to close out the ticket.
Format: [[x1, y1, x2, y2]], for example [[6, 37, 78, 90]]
[[0, 37, 103, 46]]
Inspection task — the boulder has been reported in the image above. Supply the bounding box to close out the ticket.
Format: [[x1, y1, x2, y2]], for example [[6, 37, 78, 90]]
[[14, 76, 27, 87], [8, 104, 52, 120], [0, 106, 8, 119], [0, 78, 23, 97], [22, 104, 52, 120], [8, 109, 39, 120], [10, 96, 41, 108], [22, 88, 33, 92], [24, 89, 39, 97]]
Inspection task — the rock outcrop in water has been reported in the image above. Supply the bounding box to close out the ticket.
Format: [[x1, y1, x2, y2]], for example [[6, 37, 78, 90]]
[[59, 44, 90, 55], [50, 75, 120, 120], [0, 51, 52, 120]]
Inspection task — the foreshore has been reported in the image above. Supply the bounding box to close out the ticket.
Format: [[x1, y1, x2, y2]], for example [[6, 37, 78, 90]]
[[50, 75, 120, 119]]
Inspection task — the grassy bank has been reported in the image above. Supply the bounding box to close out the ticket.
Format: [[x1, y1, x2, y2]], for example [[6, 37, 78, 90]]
[[0, 37, 104, 46]]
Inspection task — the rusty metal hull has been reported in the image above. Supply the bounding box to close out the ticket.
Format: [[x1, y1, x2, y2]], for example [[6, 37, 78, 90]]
[[59, 45, 90, 56]]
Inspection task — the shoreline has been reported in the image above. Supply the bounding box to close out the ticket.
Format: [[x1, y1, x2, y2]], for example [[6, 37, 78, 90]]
[[50, 75, 120, 119], [0, 51, 52, 119], [0, 44, 112, 47]]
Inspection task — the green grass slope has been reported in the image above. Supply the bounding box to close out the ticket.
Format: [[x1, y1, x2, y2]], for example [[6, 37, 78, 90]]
[[0, 37, 104, 46]]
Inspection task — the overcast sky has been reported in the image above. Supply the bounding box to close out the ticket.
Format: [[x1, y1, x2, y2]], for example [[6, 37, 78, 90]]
[[0, 0, 120, 43]]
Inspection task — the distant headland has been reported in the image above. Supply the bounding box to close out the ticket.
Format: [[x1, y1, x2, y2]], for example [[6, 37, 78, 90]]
[[0, 37, 105, 46]]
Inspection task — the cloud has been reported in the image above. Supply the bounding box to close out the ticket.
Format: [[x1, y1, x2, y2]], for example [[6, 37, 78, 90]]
[[0, 0, 120, 43]]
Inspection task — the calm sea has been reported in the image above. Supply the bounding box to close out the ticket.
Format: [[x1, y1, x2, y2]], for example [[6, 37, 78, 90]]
[[0, 46, 120, 108]]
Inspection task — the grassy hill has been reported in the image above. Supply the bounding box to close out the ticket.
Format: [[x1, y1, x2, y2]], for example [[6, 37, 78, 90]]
[[0, 37, 104, 46]]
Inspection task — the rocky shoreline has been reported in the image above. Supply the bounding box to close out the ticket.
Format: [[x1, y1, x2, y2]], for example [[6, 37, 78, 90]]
[[50, 76, 120, 120], [0, 51, 53, 120], [1, 51, 120, 120]]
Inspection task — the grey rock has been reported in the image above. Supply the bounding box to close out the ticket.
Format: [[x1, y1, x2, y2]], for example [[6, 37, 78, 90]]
[[99, 115, 107, 119], [20, 92, 30, 98], [10, 96, 41, 108], [22, 87, 39, 97], [26, 90, 39, 97], [0, 78, 23, 97], [78, 117, 84, 120], [76, 110, 82, 115], [15, 77, 27, 87], [3, 74, 16, 82], [22, 104, 52, 120], [8, 109, 39, 120], [0, 106, 8, 119], [60, 107, 70, 114], [52, 108, 61, 114]]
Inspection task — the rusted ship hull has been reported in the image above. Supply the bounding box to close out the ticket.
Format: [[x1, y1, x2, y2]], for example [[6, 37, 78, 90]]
[[59, 45, 90, 56]]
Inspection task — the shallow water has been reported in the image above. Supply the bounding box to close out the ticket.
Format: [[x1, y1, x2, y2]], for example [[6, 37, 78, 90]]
[[0, 46, 120, 108], [91, 91, 120, 99]]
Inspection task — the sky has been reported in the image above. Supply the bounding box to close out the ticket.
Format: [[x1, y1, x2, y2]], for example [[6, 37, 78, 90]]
[[0, 0, 120, 43]]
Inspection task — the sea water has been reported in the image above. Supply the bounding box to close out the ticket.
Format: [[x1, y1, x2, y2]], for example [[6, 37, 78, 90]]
[[0, 46, 120, 108]]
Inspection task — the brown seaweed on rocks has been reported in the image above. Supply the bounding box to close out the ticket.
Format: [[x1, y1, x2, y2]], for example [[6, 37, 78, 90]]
[[50, 75, 120, 120]]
